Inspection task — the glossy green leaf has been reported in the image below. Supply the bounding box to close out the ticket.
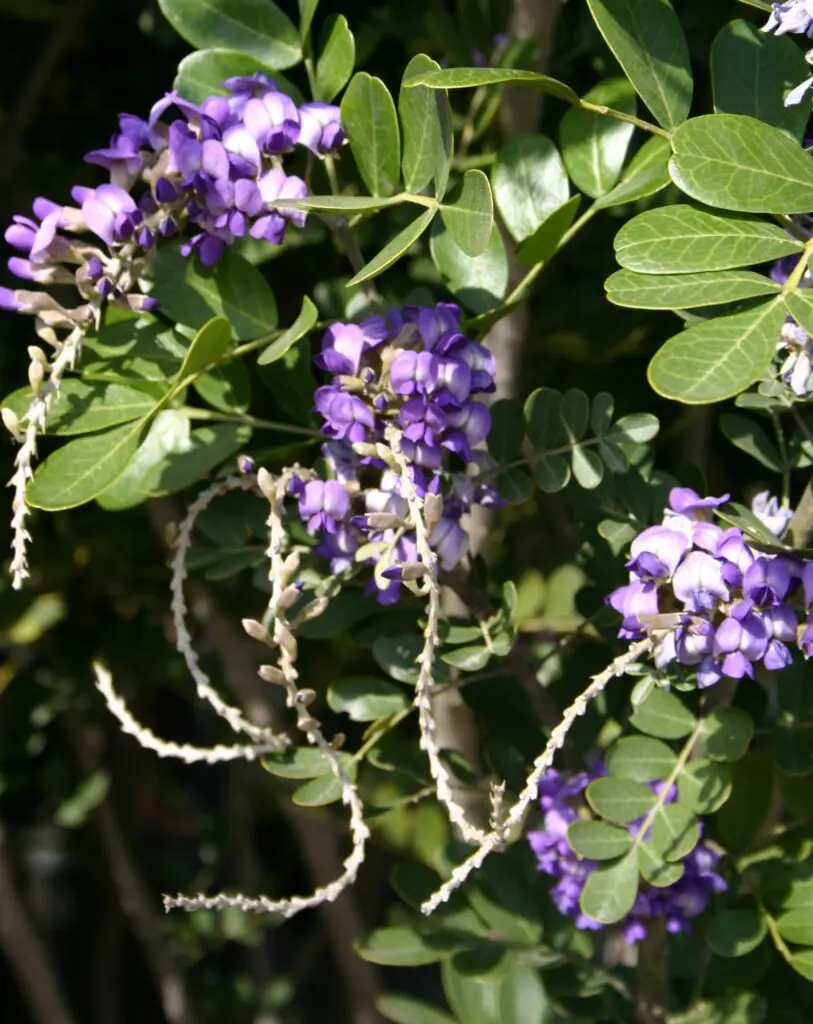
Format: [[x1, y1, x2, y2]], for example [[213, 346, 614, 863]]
[[348, 208, 436, 286], [441, 960, 501, 1024], [670, 114, 813, 213], [606, 736, 677, 782], [376, 994, 456, 1024], [608, 414, 660, 445], [571, 446, 603, 489], [638, 844, 685, 887], [142, 247, 278, 341], [606, 270, 779, 310], [498, 966, 551, 1024], [785, 288, 813, 337], [403, 65, 578, 105], [791, 950, 813, 982], [719, 413, 783, 472], [773, 726, 813, 776], [28, 420, 145, 511], [707, 908, 767, 958], [579, 851, 639, 925], [96, 410, 189, 510], [430, 220, 508, 314], [257, 296, 318, 365], [82, 315, 185, 383], [586, 0, 692, 130], [327, 676, 409, 722], [491, 134, 569, 242], [561, 389, 589, 442], [3, 380, 156, 436], [496, 468, 533, 503], [270, 194, 405, 214], [451, 941, 507, 980], [441, 645, 491, 671], [717, 751, 774, 852], [487, 398, 525, 462], [399, 54, 453, 196], [373, 633, 423, 684], [516, 195, 581, 265], [650, 804, 699, 862], [630, 686, 696, 739], [263, 746, 352, 779], [776, 908, 813, 946], [711, 20, 810, 141], [677, 759, 732, 814], [701, 708, 755, 763], [157, 0, 301, 70], [298, 0, 318, 40], [648, 298, 785, 404], [567, 820, 633, 860], [174, 49, 303, 106], [586, 776, 656, 824], [194, 357, 250, 414], [595, 135, 671, 210], [293, 767, 356, 807], [614, 205, 803, 274], [525, 387, 565, 449], [440, 170, 493, 257], [357, 927, 451, 967], [560, 77, 636, 198], [177, 316, 232, 380], [316, 14, 354, 102], [341, 72, 401, 197]]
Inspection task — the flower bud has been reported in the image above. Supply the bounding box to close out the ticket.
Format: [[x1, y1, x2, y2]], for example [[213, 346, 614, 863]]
[[237, 454, 255, 474], [296, 715, 319, 732], [242, 618, 273, 645], [351, 512, 407, 531], [257, 467, 276, 500], [282, 551, 301, 578], [274, 621, 298, 659], [258, 664, 286, 685], [1, 407, 23, 442], [294, 688, 316, 706], [375, 443, 399, 468], [382, 561, 427, 582], [424, 492, 443, 533], [351, 441, 378, 458], [337, 374, 365, 392], [275, 583, 304, 612], [28, 359, 44, 392], [27, 346, 49, 369], [292, 597, 329, 627]]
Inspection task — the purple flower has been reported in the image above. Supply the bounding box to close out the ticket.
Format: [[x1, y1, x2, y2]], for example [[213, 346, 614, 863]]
[[314, 385, 375, 443], [779, 320, 813, 394], [712, 611, 769, 679], [298, 479, 350, 534], [607, 579, 659, 638], [389, 350, 439, 395], [668, 487, 730, 517], [81, 185, 141, 245], [429, 516, 468, 571], [243, 89, 301, 152], [298, 102, 345, 154], [627, 524, 690, 581], [763, 1, 813, 39], [672, 551, 730, 612], [743, 557, 792, 607], [751, 490, 794, 537]]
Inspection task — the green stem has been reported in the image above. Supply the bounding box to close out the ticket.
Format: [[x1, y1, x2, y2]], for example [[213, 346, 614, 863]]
[[772, 214, 809, 244], [352, 706, 414, 764], [577, 100, 671, 140], [783, 237, 813, 292], [756, 894, 795, 967], [182, 407, 322, 439]]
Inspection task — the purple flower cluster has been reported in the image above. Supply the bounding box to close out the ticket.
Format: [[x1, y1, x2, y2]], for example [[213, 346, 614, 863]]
[[293, 304, 501, 602], [771, 251, 813, 394], [607, 487, 813, 688], [762, 3, 813, 104], [2, 74, 344, 327], [527, 768, 726, 943]]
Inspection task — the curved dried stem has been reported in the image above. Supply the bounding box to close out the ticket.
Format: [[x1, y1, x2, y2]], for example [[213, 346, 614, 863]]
[[420, 639, 652, 914], [170, 473, 288, 747], [385, 426, 488, 846]]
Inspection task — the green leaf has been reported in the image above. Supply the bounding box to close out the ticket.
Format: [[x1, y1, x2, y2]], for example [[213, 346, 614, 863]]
[[373, 633, 423, 684], [614, 205, 803, 274], [791, 950, 813, 982], [452, 941, 508, 980], [95, 409, 189, 510], [516, 195, 581, 265], [670, 114, 813, 214], [604, 410, 661, 443], [357, 927, 452, 967], [348, 208, 436, 286], [595, 135, 672, 210], [498, 966, 551, 1024], [177, 316, 232, 380], [194, 357, 250, 414], [525, 387, 565, 449], [28, 420, 145, 511], [719, 413, 783, 472], [174, 48, 302, 106], [3, 380, 156, 436], [327, 676, 409, 722], [496, 468, 533, 504], [298, 0, 318, 40], [441, 645, 491, 671], [440, 170, 493, 257], [638, 844, 685, 887], [257, 295, 318, 365], [487, 398, 525, 462], [605, 736, 677, 782], [606, 270, 779, 310], [776, 908, 813, 946], [293, 767, 356, 807], [156, 423, 251, 495], [399, 54, 453, 196], [579, 851, 639, 925], [567, 820, 633, 860], [157, 0, 301, 70], [785, 287, 813, 337], [571, 447, 604, 489], [701, 708, 755, 763], [711, 20, 810, 141], [263, 747, 349, 779], [491, 134, 569, 242], [142, 247, 278, 341], [586, 777, 656, 824], [376, 994, 457, 1024], [560, 78, 636, 198], [403, 65, 578, 105], [56, 770, 110, 829], [773, 726, 813, 777], [630, 686, 696, 739], [677, 759, 732, 814], [717, 751, 774, 852], [430, 220, 508, 314], [649, 298, 785, 404], [586, 0, 692, 130], [561, 389, 589, 442], [717, 501, 789, 548], [441, 960, 501, 1024], [341, 72, 401, 197], [650, 804, 699, 862], [270, 194, 405, 214], [706, 908, 767, 958], [316, 14, 354, 102]]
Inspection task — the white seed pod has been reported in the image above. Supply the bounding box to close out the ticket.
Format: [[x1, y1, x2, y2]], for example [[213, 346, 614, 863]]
[[258, 664, 286, 685], [365, 512, 408, 531], [274, 622, 298, 659], [242, 618, 274, 645], [28, 359, 45, 392], [27, 346, 50, 370], [275, 584, 303, 612], [282, 551, 301, 578], [1, 407, 23, 443], [291, 597, 328, 627], [424, 492, 444, 533], [257, 467, 276, 500], [296, 715, 319, 732]]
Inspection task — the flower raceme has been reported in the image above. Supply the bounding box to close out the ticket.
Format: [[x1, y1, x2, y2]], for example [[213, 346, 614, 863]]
[[763, 2, 813, 104], [293, 304, 502, 603], [527, 768, 726, 942], [607, 487, 813, 687]]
